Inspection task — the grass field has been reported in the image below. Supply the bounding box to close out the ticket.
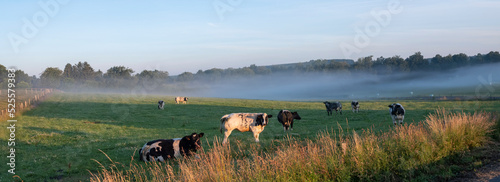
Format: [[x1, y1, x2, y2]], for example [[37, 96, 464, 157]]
[[0, 92, 499, 181]]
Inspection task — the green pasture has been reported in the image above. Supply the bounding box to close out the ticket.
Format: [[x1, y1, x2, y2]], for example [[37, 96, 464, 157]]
[[0, 93, 499, 181]]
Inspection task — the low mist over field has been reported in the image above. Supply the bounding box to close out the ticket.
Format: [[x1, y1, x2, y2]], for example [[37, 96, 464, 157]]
[[187, 63, 500, 101]]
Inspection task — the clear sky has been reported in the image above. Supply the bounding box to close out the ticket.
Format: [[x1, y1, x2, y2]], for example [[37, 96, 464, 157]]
[[1, 0, 499, 76]]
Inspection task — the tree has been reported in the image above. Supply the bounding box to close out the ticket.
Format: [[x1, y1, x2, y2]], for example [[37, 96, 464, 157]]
[[137, 69, 169, 88], [484, 51, 500, 63], [406, 52, 428, 71], [0, 64, 7, 84], [81, 61, 96, 80], [353, 56, 373, 73], [15, 70, 31, 87], [430, 54, 444, 70], [452, 53, 469, 68], [177, 72, 194, 82], [40, 67, 63, 88], [63, 63, 73, 78], [104, 66, 134, 79]]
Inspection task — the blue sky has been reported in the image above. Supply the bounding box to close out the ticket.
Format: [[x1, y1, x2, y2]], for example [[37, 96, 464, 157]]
[[1, 0, 499, 76]]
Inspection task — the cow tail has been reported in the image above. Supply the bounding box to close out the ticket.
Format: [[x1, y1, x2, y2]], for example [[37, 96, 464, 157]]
[[220, 117, 228, 134], [138, 148, 143, 161]]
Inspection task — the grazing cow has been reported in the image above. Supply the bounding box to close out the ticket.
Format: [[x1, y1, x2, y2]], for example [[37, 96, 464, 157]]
[[323, 101, 342, 115], [139, 133, 204, 162], [277, 110, 301, 131], [388, 103, 405, 125], [220, 113, 273, 144], [158, 100, 165, 110], [351, 101, 360, 113], [175, 97, 188, 104]]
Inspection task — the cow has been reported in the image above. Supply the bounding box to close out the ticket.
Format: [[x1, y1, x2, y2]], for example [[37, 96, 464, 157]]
[[388, 103, 405, 125], [175, 97, 188, 104], [139, 132, 204, 162], [220, 113, 272, 144], [277, 110, 301, 132], [158, 100, 165, 110], [323, 101, 342, 115], [351, 101, 359, 113]]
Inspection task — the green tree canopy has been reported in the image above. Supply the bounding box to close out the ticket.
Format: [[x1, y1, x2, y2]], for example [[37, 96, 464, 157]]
[[41, 67, 63, 88]]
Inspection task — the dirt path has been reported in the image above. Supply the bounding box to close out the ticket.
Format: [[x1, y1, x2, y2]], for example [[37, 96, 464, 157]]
[[450, 142, 500, 182]]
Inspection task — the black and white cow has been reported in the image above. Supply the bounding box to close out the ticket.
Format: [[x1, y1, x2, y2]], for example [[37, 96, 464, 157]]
[[277, 110, 301, 132], [220, 113, 272, 144], [388, 103, 405, 125], [139, 133, 204, 162], [351, 101, 359, 113], [175, 97, 188, 104], [158, 100, 165, 110], [323, 101, 342, 115]]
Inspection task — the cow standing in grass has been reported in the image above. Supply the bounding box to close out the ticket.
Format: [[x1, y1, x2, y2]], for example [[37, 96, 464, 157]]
[[389, 103, 405, 125], [158, 100, 165, 110], [220, 113, 272, 144], [175, 97, 188, 104], [323, 101, 342, 115], [351, 101, 359, 113], [277, 110, 301, 132], [139, 133, 204, 162]]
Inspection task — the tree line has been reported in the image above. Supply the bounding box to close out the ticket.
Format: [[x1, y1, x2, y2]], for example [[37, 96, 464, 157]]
[[1, 51, 499, 90]]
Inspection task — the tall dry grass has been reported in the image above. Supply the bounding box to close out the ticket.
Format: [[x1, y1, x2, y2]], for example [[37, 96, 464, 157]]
[[90, 109, 495, 181]]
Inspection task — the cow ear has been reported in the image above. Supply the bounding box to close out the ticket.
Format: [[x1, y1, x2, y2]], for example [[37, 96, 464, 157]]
[[388, 105, 392, 108], [268, 115, 273, 118], [199, 133, 204, 137]]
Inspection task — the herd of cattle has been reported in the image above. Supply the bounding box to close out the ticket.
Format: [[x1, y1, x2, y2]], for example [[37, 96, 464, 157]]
[[139, 98, 406, 162]]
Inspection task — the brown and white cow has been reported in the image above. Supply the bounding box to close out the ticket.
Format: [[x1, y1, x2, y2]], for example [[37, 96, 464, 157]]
[[139, 133, 204, 162], [220, 113, 273, 144], [277, 110, 301, 132], [175, 97, 188, 104]]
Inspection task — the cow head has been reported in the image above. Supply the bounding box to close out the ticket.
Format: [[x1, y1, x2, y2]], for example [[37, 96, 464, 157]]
[[256, 114, 273, 126], [389, 103, 404, 115], [184, 132, 204, 151], [184, 97, 188, 101], [292, 112, 301, 120]]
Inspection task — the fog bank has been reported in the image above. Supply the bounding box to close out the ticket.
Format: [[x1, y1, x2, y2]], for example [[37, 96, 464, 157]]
[[185, 63, 500, 101]]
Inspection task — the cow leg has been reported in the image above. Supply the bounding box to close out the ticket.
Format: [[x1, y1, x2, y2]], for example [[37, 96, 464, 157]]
[[253, 132, 260, 142], [222, 130, 233, 144]]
